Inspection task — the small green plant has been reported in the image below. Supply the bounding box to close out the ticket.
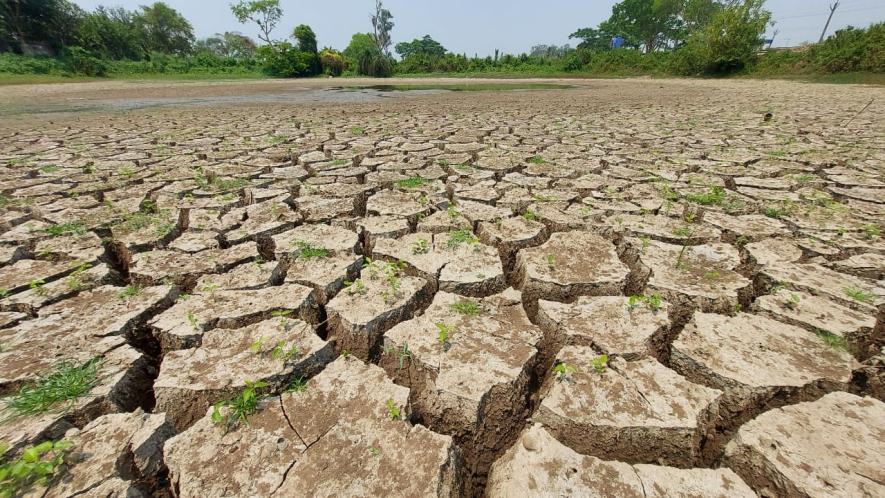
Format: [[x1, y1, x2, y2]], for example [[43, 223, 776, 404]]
[[64, 262, 92, 291], [553, 362, 576, 382], [435, 323, 455, 347], [639, 236, 651, 253], [368, 446, 380, 456], [411, 238, 430, 255], [249, 336, 265, 354], [385, 399, 401, 420], [0, 289, 9, 299], [395, 177, 429, 189], [211, 380, 267, 431], [446, 204, 461, 219], [684, 187, 725, 206], [28, 279, 48, 297], [451, 299, 480, 316], [116, 285, 141, 300], [522, 209, 538, 221], [186, 311, 200, 330], [844, 286, 875, 305], [3, 357, 100, 419], [0, 439, 73, 496], [703, 271, 721, 280], [270, 341, 300, 361], [591, 355, 609, 374], [44, 223, 87, 237], [784, 292, 801, 310], [384, 342, 412, 370], [39, 164, 60, 174], [527, 155, 546, 164], [446, 229, 478, 248], [627, 294, 662, 312], [863, 225, 881, 240], [286, 376, 307, 393], [340, 350, 351, 359], [812, 329, 849, 352], [672, 225, 694, 238], [293, 240, 330, 260], [546, 254, 556, 269], [350, 126, 366, 136], [344, 279, 367, 296], [330, 159, 348, 166]]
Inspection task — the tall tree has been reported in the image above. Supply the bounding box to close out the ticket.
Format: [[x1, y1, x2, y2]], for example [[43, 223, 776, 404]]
[[75, 6, 143, 59], [370, 0, 394, 57], [292, 24, 317, 54], [230, 0, 282, 45], [395, 35, 446, 59], [1, 0, 83, 53], [135, 2, 195, 55], [196, 31, 256, 58]]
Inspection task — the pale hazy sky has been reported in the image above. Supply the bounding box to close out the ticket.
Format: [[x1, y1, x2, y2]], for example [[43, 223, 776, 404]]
[[71, 0, 885, 54]]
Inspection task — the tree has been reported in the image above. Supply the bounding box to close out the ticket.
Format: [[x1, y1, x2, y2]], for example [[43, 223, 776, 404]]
[[230, 0, 282, 45], [569, 27, 617, 51], [675, 0, 771, 73], [370, 0, 394, 57], [319, 47, 346, 76], [1, 0, 83, 53], [258, 40, 315, 76], [344, 32, 391, 76], [75, 6, 143, 59], [395, 35, 446, 59], [196, 31, 256, 59], [603, 0, 684, 52], [292, 24, 317, 54], [291, 24, 319, 75], [134, 2, 195, 55]]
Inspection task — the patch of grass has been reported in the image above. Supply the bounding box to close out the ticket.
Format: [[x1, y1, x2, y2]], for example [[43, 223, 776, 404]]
[[446, 229, 479, 248], [395, 176, 429, 189], [522, 209, 539, 221], [672, 225, 694, 238], [0, 439, 72, 496], [350, 126, 366, 135], [211, 380, 267, 431], [812, 329, 849, 352], [451, 299, 481, 316], [63, 262, 92, 291], [843, 286, 875, 305], [527, 155, 547, 164], [116, 285, 141, 300], [38, 164, 60, 174], [863, 225, 881, 240], [3, 358, 100, 419], [44, 223, 87, 237], [286, 376, 307, 393], [293, 240, 330, 260], [684, 187, 725, 206]]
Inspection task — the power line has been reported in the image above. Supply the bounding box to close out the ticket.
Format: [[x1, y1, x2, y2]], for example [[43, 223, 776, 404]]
[[775, 5, 885, 21]]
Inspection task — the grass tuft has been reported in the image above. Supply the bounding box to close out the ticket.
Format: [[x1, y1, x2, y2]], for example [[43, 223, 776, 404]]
[[3, 358, 100, 419]]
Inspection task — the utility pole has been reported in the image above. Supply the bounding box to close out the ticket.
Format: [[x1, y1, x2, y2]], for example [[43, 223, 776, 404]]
[[818, 1, 840, 43]]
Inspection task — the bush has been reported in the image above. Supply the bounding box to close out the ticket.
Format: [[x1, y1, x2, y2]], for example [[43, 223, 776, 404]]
[[258, 42, 316, 77], [808, 23, 884, 73], [319, 48, 346, 76], [671, 0, 771, 75], [343, 33, 392, 77], [63, 47, 109, 76]]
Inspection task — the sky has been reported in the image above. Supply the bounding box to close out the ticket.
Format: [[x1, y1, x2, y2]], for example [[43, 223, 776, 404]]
[[71, 0, 885, 55]]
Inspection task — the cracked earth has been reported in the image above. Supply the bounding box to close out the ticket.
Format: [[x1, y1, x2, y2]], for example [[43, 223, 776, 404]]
[[0, 77, 883, 497]]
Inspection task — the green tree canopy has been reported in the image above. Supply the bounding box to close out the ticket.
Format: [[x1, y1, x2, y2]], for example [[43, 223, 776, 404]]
[[1, 0, 83, 53], [344, 32, 391, 76], [371, 0, 394, 56], [395, 35, 446, 59], [292, 24, 318, 54], [75, 6, 142, 59], [196, 31, 256, 59], [230, 0, 282, 45], [134, 2, 195, 55]]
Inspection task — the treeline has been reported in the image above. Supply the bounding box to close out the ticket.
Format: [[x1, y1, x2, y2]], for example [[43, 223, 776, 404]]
[[0, 0, 881, 79]]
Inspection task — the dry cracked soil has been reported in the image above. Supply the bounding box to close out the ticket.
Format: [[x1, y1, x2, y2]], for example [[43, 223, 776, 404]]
[[0, 77, 883, 497]]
